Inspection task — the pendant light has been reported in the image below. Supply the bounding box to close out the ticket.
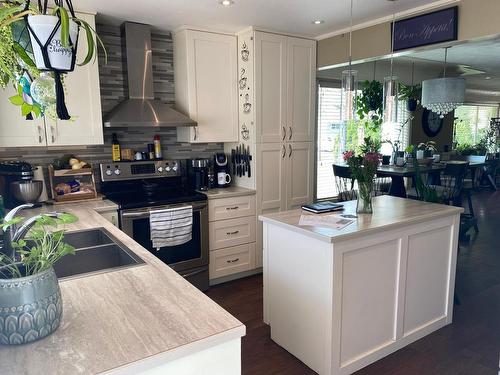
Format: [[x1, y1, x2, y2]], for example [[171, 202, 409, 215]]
[[421, 47, 465, 118], [383, 0, 398, 124], [340, 0, 358, 123]]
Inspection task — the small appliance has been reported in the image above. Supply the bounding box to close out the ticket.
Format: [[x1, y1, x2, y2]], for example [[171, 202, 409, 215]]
[[188, 159, 209, 191], [0, 161, 39, 208], [214, 153, 231, 188]]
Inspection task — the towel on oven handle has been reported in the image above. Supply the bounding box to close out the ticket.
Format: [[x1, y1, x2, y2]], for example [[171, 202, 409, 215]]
[[149, 206, 193, 250]]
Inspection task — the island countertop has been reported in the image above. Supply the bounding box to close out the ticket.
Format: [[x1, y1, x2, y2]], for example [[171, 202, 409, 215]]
[[0, 203, 245, 375], [259, 195, 463, 243]]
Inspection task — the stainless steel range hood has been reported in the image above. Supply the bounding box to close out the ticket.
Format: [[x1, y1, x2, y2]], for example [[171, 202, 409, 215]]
[[104, 22, 196, 128]]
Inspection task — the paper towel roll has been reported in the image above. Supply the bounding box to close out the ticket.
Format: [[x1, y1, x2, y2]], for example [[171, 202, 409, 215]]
[[34, 166, 49, 202]]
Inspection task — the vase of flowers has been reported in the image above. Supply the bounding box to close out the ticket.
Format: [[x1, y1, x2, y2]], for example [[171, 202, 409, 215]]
[[343, 150, 381, 214]]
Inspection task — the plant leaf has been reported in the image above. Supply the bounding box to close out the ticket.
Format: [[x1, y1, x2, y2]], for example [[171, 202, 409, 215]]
[[54, 7, 70, 48], [9, 94, 24, 106], [12, 41, 36, 68], [57, 213, 78, 224], [21, 102, 32, 116], [32, 103, 42, 117]]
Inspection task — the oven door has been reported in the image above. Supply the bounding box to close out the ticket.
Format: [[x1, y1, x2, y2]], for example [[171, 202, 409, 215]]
[[120, 201, 208, 273]]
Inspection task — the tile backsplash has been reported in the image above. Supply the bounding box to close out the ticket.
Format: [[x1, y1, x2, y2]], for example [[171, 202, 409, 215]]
[[0, 23, 223, 165]]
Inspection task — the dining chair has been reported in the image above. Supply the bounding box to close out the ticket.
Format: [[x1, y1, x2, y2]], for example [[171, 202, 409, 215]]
[[332, 164, 357, 201], [373, 175, 391, 196], [429, 162, 469, 206]]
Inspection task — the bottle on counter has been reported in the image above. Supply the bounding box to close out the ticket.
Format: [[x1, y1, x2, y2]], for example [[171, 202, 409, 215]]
[[112, 133, 121, 162], [153, 135, 162, 159], [148, 143, 155, 160]]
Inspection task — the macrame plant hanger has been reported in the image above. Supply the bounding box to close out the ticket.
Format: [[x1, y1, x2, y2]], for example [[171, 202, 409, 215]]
[[24, 0, 79, 120]]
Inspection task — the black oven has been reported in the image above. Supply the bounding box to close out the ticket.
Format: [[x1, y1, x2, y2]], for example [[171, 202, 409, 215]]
[[120, 201, 209, 291]]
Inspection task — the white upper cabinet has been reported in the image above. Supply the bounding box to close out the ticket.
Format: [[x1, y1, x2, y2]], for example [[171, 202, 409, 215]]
[[255, 32, 287, 144], [0, 11, 103, 148], [0, 84, 46, 147], [48, 12, 103, 146], [286, 37, 316, 143], [175, 30, 239, 143], [255, 32, 316, 143]]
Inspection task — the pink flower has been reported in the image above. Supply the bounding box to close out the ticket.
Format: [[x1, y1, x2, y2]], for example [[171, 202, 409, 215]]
[[364, 152, 381, 165], [343, 150, 355, 161]]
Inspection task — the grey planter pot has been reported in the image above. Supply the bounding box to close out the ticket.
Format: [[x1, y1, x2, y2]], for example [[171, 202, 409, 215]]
[[0, 266, 62, 345]]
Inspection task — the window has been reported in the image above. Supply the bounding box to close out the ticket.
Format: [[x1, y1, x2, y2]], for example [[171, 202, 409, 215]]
[[454, 105, 499, 146], [316, 80, 411, 200]]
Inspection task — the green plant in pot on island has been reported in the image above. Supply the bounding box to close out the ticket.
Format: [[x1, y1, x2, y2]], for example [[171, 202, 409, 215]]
[[343, 137, 381, 215], [0, 0, 106, 120], [398, 83, 421, 112], [0, 205, 77, 345]]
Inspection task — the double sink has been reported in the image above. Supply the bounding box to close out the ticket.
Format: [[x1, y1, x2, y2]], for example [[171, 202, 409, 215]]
[[54, 228, 145, 279]]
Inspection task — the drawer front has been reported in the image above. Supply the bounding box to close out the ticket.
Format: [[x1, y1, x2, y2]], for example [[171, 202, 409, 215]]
[[209, 216, 256, 250], [210, 242, 256, 279], [209, 195, 256, 221]]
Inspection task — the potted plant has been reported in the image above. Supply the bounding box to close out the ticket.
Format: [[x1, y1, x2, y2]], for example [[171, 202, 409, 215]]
[[0, 0, 106, 120], [398, 83, 421, 112], [355, 80, 383, 127], [343, 145, 381, 214], [417, 141, 437, 158], [0, 210, 77, 345]]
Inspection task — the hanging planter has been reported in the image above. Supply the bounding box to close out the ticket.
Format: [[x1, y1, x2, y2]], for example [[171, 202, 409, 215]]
[[0, 0, 106, 120], [27, 14, 79, 71]]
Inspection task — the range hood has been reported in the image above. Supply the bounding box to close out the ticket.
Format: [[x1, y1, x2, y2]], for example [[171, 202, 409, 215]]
[[104, 22, 196, 128]]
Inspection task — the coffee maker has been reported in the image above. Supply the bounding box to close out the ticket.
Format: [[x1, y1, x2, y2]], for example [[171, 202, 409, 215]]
[[0, 161, 36, 208], [214, 153, 231, 188], [187, 159, 209, 191]]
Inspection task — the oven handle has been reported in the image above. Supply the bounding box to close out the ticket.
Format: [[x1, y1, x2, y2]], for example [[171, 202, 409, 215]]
[[122, 204, 206, 219], [180, 268, 206, 278]]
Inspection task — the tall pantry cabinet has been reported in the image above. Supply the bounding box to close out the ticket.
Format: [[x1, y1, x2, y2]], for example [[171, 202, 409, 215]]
[[231, 29, 316, 267]]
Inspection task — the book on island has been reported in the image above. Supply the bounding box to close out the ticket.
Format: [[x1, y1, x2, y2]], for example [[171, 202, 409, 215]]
[[301, 201, 344, 214]]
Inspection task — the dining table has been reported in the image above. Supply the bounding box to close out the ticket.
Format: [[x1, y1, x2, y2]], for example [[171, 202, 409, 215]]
[[376, 160, 489, 198]]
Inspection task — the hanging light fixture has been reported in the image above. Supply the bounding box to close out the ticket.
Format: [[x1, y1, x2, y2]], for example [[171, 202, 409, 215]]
[[383, 0, 398, 124], [421, 47, 465, 118], [340, 0, 357, 123]]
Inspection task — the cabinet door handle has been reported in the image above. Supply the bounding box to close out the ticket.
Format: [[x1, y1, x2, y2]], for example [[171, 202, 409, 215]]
[[193, 127, 198, 141], [50, 126, 56, 143], [225, 206, 239, 210], [37, 126, 43, 144], [281, 144, 286, 158], [282, 126, 286, 141], [226, 230, 240, 235], [288, 144, 292, 157], [288, 126, 292, 140], [226, 258, 240, 264]]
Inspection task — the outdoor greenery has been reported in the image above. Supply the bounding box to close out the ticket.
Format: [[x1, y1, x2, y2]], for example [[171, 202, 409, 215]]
[[398, 83, 421, 102], [0, 213, 78, 278]]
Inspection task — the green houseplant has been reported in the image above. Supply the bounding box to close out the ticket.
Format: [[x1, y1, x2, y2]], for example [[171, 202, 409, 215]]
[[398, 83, 421, 112], [0, 210, 77, 345], [355, 80, 383, 127]]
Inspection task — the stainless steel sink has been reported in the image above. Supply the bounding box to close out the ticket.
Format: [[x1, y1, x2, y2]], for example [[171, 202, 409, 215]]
[[54, 228, 145, 280]]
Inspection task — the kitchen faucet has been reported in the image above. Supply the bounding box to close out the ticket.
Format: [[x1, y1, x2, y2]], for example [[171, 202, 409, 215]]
[[2, 204, 62, 260]]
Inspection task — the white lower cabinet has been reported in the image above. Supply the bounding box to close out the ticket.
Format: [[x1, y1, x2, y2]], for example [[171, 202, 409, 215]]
[[97, 210, 119, 227], [210, 243, 256, 279], [208, 193, 258, 283]]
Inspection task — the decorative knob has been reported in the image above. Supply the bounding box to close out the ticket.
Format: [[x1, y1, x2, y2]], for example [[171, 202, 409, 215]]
[[105, 169, 112, 176], [172, 163, 178, 172], [114, 168, 121, 175], [158, 166, 164, 172]]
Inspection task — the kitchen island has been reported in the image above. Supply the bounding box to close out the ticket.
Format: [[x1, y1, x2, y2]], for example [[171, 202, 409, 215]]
[[0, 203, 245, 375], [259, 196, 462, 375]]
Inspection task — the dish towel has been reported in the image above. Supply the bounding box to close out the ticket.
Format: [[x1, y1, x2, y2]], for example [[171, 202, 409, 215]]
[[149, 206, 193, 250]]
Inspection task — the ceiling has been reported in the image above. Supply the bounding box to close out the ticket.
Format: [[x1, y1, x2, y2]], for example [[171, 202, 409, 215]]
[[75, 0, 442, 38]]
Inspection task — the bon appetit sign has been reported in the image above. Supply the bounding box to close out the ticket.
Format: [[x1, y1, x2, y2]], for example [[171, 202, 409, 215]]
[[392, 6, 458, 51]]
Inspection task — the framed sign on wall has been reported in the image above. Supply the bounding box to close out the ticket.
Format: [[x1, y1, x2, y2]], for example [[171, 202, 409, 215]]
[[392, 6, 458, 51]]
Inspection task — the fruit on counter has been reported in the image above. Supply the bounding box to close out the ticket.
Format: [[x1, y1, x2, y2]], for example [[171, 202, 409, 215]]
[[53, 155, 90, 170]]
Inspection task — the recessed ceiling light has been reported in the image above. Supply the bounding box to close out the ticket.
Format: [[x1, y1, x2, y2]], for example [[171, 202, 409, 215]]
[[219, 0, 234, 6], [312, 20, 324, 25]]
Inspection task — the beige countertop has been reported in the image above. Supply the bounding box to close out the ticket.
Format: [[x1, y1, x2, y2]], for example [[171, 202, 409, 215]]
[[202, 186, 256, 200], [259, 196, 463, 244], [46, 199, 119, 212], [0, 203, 245, 374]]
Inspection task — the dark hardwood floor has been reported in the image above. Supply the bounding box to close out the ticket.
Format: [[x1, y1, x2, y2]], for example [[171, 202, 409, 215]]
[[206, 189, 500, 375]]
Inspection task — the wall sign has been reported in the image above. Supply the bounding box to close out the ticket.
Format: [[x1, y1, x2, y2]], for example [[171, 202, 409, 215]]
[[392, 6, 458, 51]]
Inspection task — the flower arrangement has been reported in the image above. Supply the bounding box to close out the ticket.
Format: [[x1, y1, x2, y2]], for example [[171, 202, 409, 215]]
[[343, 147, 381, 214]]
